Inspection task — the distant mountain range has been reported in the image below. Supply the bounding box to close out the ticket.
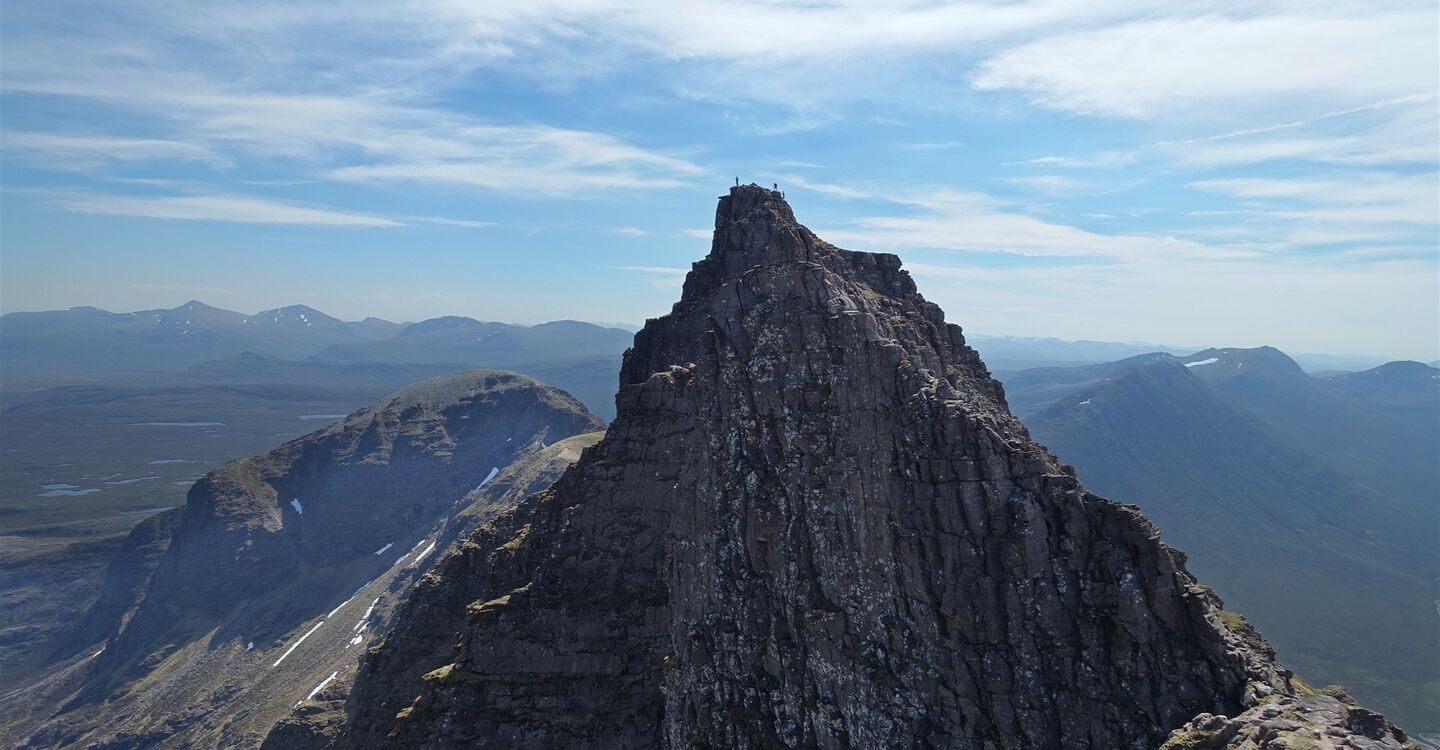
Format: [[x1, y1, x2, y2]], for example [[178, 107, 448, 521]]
[[0, 301, 635, 379], [2, 303, 1416, 381], [963, 334, 1195, 371], [1005, 347, 1439, 728], [966, 333, 1407, 373]]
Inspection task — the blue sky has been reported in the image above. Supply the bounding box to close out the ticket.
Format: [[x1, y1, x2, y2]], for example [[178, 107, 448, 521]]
[[1, 1, 1436, 359]]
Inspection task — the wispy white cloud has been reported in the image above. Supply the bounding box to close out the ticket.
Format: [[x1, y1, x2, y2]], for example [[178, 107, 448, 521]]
[[829, 206, 1248, 262], [39, 190, 400, 227], [786, 180, 1253, 262], [1008, 94, 1439, 172], [406, 0, 1134, 108], [1, 4, 709, 196], [789, 171, 1436, 322], [5, 2, 1432, 189], [1000, 175, 1090, 194], [1001, 152, 1138, 169], [612, 227, 650, 236], [1190, 174, 1439, 226], [618, 265, 689, 290], [971, 11, 1438, 119], [776, 175, 874, 200], [1, 133, 224, 169], [406, 216, 501, 229], [897, 141, 960, 151], [1155, 93, 1437, 148]]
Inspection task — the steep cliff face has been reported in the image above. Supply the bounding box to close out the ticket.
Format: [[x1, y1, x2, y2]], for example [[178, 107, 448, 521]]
[[7, 371, 603, 750], [306, 186, 1413, 749]]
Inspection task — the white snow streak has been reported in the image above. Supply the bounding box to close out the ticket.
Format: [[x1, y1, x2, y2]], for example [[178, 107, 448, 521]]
[[412, 540, 437, 565], [290, 498, 303, 514], [353, 598, 380, 633], [373, 542, 394, 556], [271, 621, 323, 667], [1078, 399, 1092, 406], [479, 466, 499, 488], [1184, 357, 1220, 368], [394, 538, 426, 566], [304, 670, 339, 702], [327, 585, 368, 619]]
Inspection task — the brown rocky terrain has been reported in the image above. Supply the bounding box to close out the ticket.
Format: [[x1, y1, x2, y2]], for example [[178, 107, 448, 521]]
[[272, 185, 1415, 749], [2, 370, 603, 749]]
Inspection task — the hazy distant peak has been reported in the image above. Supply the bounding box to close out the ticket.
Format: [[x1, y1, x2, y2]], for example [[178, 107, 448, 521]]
[[397, 315, 485, 336], [1323, 359, 1440, 384], [530, 319, 619, 332], [1181, 345, 1303, 372]]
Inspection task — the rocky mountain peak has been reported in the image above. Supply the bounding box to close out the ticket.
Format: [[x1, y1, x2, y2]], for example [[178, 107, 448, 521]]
[[278, 189, 1412, 750], [711, 183, 802, 259], [624, 183, 1004, 407]]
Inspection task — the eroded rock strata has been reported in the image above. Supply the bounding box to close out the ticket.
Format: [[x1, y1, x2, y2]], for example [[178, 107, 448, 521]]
[[295, 186, 1412, 749]]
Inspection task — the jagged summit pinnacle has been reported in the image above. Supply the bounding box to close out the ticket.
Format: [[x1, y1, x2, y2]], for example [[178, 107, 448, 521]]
[[722, 181, 794, 216], [624, 183, 1004, 410], [710, 182, 805, 262]]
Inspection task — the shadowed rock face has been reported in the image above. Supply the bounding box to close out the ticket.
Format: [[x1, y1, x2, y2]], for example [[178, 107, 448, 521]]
[[299, 186, 1413, 749]]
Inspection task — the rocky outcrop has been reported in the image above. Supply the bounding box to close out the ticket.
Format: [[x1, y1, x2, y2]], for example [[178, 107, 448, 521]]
[[1163, 690, 1414, 750], [8, 371, 603, 750], [297, 186, 1416, 749]]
